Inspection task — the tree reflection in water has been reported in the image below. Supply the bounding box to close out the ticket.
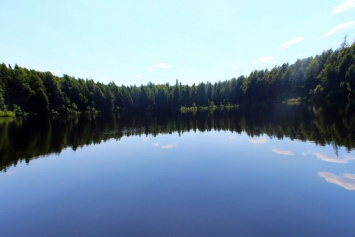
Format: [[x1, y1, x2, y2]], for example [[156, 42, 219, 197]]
[[1, 102, 354, 172]]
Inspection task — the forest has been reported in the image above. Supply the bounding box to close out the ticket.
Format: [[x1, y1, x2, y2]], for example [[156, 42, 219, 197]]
[[0, 39, 354, 115]]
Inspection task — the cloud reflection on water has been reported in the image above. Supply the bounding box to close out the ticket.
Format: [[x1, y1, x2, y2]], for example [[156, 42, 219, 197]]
[[272, 149, 294, 156], [318, 172, 355, 191], [313, 152, 355, 164], [161, 144, 177, 149], [249, 137, 268, 144], [4, 170, 16, 175], [227, 136, 237, 141]]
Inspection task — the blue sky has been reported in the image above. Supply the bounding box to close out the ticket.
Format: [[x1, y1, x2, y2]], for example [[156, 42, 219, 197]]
[[1, 0, 355, 86]]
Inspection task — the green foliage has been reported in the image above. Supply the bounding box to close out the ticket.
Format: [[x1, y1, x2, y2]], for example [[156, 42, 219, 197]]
[[0, 39, 354, 115], [180, 103, 238, 113], [0, 84, 5, 110], [286, 98, 302, 105], [34, 89, 49, 113], [0, 110, 16, 117], [180, 106, 198, 113]]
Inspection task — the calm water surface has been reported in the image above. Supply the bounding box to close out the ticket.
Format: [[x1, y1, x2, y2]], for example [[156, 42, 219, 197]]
[[0, 106, 354, 236]]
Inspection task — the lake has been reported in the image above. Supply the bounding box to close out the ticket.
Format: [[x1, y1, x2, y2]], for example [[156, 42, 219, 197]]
[[0, 104, 355, 237]]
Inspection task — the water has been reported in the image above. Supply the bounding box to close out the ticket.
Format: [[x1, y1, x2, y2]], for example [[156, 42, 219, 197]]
[[0, 104, 354, 236]]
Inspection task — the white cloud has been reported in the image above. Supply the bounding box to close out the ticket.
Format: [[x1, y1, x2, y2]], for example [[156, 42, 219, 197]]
[[318, 172, 355, 191], [313, 152, 355, 163], [249, 137, 268, 144], [322, 21, 355, 37], [5, 170, 16, 175], [272, 149, 294, 156], [333, 0, 355, 13], [142, 138, 148, 142], [345, 173, 355, 179], [135, 74, 142, 79], [155, 63, 173, 69], [280, 37, 304, 49], [146, 67, 153, 72], [254, 56, 274, 63], [161, 144, 177, 149], [153, 143, 159, 147], [227, 136, 236, 141]]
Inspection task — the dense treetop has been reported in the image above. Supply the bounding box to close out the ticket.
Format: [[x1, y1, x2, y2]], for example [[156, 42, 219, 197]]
[[0, 40, 354, 115]]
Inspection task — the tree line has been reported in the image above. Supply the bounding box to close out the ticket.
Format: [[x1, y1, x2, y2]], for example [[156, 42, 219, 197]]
[[0, 39, 354, 115]]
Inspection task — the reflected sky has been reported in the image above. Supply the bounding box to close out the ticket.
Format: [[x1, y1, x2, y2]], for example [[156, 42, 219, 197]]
[[1, 131, 355, 237]]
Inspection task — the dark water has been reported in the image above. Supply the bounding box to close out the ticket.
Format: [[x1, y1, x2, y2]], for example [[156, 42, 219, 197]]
[[0, 104, 355, 236]]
